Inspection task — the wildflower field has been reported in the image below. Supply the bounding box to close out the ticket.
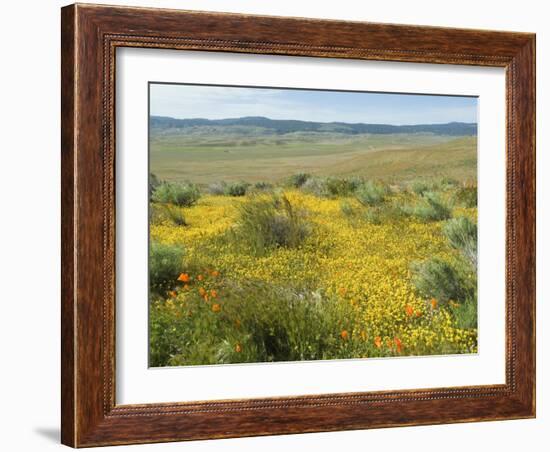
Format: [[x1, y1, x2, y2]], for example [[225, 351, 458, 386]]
[[149, 153, 478, 366]]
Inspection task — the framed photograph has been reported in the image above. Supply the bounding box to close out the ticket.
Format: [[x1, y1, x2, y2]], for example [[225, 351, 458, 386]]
[[61, 3, 535, 447]]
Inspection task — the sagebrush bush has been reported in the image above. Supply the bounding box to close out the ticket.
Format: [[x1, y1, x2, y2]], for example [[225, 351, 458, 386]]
[[411, 257, 474, 304], [436, 177, 459, 191], [207, 181, 227, 195], [253, 181, 273, 192], [411, 180, 430, 196], [301, 177, 329, 197], [452, 185, 478, 208], [150, 279, 371, 366], [149, 173, 161, 199], [207, 181, 251, 196], [325, 177, 361, 197], [162, 205, 188, 226], [410, 192, 452, 222], [355, 181, 388, 206], [443, 216, 477, 269], [233, 194, 310, 255], [340, 200, 355, 217], [152, 181, 201, 207], [287, 173, 311, 188], [226, 181, 250, 196], [450, 298, 478, 330], [149, 203, 165, 224], [364, 203, 406, 225], [149, 241, 185, 294], [301, 176, 360, 198]]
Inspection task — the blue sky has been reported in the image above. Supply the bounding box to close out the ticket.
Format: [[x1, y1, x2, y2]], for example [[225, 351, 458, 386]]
[[150, 83, 477, 125]]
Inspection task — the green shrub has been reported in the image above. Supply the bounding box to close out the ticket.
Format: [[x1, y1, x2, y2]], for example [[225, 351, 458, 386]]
[[340, 200, 355, 217], [450, 298, 478, 329], [288, 173, 311, 188], [253, 181, 274, 192], [152, 181, 201, 207], [436, 177, 459, 191], [325, 177, 361, 197], [411, 257, 474, 304], [355, 181, 388, 206], [207, 181, 251, 196], [233, 194, 310, 255], [162, 205, 187, 226], [411, 180, 431, 196], [149, 173, 161, 199], [453, 185, 478, 208], [364, 203, 406, 225], [410, 192, 452, 222], [226, 181, 250, 196], [150, 280, 372, 367], [443, 216, 477, 269], [207, 181, 227, 195], [149, 203, 165, 224], [301, 176, 361, 198], [301, 177, 329, 197], [149, 242, 185, 294]]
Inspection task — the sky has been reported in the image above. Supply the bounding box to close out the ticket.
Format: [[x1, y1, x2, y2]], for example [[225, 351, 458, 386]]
[[149, 83, 477, 126]]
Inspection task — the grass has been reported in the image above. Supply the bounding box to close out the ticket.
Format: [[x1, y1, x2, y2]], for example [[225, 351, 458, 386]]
[[150, 133, 476, 184]]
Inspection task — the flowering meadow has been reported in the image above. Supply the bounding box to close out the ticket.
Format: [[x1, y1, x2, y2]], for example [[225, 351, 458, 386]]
[[149, 176, 478, 366]]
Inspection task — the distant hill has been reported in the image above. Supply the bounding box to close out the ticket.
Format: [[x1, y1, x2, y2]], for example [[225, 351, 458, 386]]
[[150, 116, 477, 136]]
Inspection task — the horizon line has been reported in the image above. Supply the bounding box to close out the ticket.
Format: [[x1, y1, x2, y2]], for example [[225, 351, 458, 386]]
[[150, 115, 477, 127]]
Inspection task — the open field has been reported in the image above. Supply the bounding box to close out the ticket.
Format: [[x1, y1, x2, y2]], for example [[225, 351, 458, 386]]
[[149, 161, 478, 366], [150, 133, 477, 184]]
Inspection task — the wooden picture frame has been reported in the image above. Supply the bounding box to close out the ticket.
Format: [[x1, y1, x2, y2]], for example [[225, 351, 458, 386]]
[[61, 3, 535, 447]]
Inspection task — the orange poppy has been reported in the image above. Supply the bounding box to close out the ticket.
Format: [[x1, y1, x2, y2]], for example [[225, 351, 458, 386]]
[[211, 303, 221, 313], [374, 336, 382, 348], [415, 310, 422, 318], [168, 290, 177, 298], [211, 270, 220, 277], [430, 298, 438, 309], [198, 287, 206, 296], [405, 304, 414, 317], [210, 289, 218, 298], [177, 273, 190, 283], [235, 343, 242, 353], [394, 337, 403, 353], [340, 330, 349, 340]]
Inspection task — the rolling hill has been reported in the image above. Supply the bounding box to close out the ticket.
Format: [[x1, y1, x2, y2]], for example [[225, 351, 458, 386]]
[[150, 116, 477, 137], [149, 117, 477, 184]]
